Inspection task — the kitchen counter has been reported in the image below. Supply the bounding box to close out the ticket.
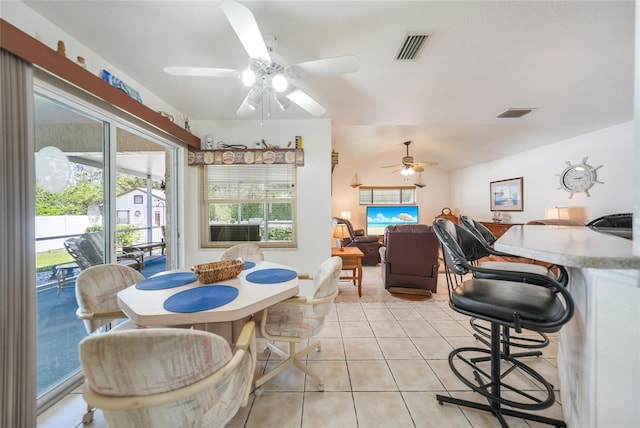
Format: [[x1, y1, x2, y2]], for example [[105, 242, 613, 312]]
[[496, 225, 640, 428], [496, 225, 640, 270]]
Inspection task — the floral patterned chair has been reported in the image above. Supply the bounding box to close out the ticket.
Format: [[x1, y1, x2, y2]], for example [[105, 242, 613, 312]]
[[79, 322, 256, 428], [254, 256, 341, 392], [219, 243, 265, 262]]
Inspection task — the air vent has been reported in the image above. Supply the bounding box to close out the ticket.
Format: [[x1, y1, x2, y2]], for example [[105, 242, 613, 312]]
[[395, 33, 430, 61], [496, 108, 533, 118]]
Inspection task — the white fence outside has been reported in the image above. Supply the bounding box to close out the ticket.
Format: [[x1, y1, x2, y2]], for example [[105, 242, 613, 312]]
[[35, 215, 94, 253]]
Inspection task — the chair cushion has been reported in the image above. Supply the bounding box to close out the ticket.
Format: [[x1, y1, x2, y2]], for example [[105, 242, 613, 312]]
[[452, 279, 565, 330], [263, 305, 326, 339], [80, 328, 232, 396], [263, 256, 341, 338], [76, 264, 144, 334], [80, 328, 253, 428]]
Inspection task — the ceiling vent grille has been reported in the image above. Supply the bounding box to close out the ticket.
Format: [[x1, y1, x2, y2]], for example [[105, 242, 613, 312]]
[[395, 33, 430, 61], [496, 108, 533, 118]]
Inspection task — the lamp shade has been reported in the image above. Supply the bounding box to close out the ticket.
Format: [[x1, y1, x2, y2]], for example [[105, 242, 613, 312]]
[[544, 207, 572, 220], [544, 206, 585, 222], [340, 210, 351, 220], [332, 224, 348, 239]]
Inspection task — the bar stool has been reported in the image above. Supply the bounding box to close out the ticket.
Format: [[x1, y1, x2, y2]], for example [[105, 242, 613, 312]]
[[456, 215, 570, 357], [433, 218, 574, 427]]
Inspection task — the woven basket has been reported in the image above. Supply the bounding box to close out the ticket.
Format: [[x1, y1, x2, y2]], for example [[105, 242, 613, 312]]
[[191, 259, 244, 284]]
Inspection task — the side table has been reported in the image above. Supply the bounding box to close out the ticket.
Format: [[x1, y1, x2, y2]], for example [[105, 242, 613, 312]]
[[331, 247, 364, 297], [55, 261, 79, 297]]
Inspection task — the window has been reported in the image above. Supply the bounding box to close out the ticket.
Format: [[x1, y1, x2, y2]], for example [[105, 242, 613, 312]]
[[134, 195, 143, 204], [201, 163, 297, 248], [117, 210, 130, 225], [359, 186, 416, 205]]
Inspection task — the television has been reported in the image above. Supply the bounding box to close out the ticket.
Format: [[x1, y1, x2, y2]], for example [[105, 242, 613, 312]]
[[366, 205, 419, 235]]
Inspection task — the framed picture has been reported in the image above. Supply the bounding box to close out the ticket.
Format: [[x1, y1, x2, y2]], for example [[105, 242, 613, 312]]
[[490, 177, 523, 211]]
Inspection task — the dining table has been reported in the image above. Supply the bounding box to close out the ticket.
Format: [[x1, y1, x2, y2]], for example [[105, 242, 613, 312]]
[[117, 260, 299, 342]]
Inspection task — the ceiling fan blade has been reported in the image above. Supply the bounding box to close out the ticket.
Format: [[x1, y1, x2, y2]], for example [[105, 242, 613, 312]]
[[381, 164, 400, 168], [221, 0, 271, 63], [236, 87, 263, 117], [286, 54, 360, 79], [285, 86, 326, 116], [411, 165, 425, 173], [414, 161, 439, 168], [163, 66, 240, 78]]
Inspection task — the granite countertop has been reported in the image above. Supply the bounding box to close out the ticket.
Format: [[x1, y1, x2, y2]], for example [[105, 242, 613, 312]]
[[495, 225, 640, 269]]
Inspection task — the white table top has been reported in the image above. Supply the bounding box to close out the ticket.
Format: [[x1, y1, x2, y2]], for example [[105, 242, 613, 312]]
[[117, 261, 299, 326], [495, 225, 640, 269]]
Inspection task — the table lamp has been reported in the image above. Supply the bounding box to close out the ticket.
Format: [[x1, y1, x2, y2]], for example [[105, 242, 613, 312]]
[[333, 224, 348, 251], [545, 206, 570, 220], [544, 206, 584, 221], [340, 210, 351, 220]]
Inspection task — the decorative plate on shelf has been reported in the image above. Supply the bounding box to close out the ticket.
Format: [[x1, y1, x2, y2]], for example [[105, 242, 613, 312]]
[[203, 152, 215, 164], [222, 151, 235, 164], [263, 151, 276, 164], [244, 151, 255, 164]]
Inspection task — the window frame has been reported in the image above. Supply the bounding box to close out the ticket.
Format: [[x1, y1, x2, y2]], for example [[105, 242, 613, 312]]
[[199, 164, 298, 248], [358, 186, 416, 205]]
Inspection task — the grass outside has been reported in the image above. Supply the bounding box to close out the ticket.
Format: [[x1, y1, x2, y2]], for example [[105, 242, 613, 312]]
[[36, 249, 74, 272]]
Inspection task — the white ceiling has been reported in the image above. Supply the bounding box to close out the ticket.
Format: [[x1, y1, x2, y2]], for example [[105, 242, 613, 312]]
[[23, 0, 635, 171]]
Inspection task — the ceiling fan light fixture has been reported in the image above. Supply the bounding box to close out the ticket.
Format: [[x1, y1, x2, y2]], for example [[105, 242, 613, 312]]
[[242, 69, 256, 87], [247, 88, 263, 110], [275, 93, 290, 111], [272, 74, 288, 92], [401, 167, 415, 176]]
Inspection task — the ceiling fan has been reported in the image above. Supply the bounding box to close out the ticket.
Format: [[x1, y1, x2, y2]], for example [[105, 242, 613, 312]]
[[163, 0, 359, 117], [381, 141, 438, 176]]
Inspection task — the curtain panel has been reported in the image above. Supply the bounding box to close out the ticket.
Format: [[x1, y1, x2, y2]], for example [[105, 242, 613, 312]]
[[0, 49, 37, 428]]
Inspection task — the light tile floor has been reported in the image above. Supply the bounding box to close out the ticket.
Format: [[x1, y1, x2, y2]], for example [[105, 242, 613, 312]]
[[38, 266, 563, 428]]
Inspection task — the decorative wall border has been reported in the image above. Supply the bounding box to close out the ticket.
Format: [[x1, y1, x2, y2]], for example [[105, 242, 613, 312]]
[[188, 149, 304, 166]]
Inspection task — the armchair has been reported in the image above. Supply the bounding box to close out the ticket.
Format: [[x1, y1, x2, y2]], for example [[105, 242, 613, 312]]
[[79, 322, 256, 428], [75, 264, 144, 335], [332, 217, 381, 265], [380, 224, 440, 294], [219, 243, 264, 262], [255, 256, 341, 392], [75, 263, 145, 425]]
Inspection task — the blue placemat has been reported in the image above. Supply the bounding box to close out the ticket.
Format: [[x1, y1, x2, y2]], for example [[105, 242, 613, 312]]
[[135, 272, 197, 290], [243, 261, 256, 270], [163, 285, 239, 313], [246, 268, 297, 284]]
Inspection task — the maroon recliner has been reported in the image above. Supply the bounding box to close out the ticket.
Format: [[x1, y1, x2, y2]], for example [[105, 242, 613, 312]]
[[332, 217, 381, 265], [380, 224, 440, 294]]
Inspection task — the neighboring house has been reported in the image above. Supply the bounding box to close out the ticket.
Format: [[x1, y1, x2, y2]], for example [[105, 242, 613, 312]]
[[115, 187, 165, 229]]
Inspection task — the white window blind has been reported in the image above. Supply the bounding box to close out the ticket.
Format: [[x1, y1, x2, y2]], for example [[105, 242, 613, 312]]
[[359, 186, 416, 205], [203, 164, 296, 201], [200, 164, 297, 247]]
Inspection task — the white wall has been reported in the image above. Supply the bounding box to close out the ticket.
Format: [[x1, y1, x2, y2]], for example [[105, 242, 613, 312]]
[[450, 121, 635, 224], [187, 118, 332, 275], [0, 2, 184, 124]]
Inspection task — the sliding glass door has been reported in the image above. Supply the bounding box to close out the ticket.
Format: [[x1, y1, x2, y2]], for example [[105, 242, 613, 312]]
[[34, 92, 107, 404], [34, 84, 180, 411]]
